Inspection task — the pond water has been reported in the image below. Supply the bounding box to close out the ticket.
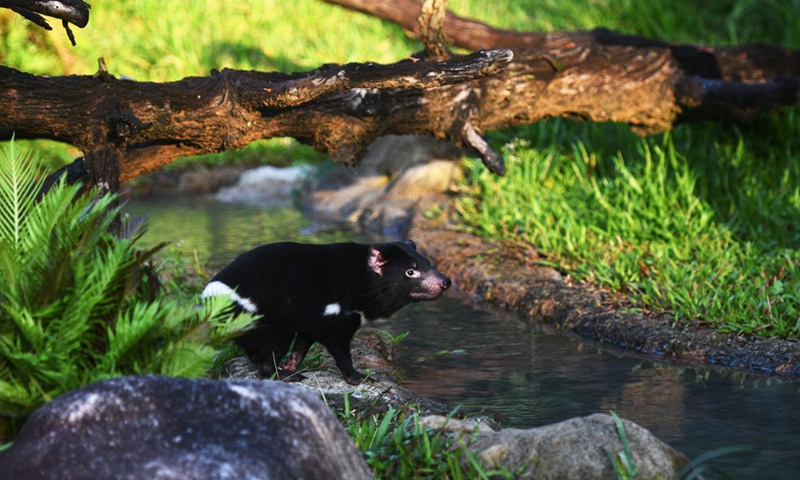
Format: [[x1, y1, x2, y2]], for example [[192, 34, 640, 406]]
[[125, 194, 800, 480]]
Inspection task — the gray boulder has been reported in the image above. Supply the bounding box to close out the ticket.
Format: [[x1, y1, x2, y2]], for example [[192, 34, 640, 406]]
[[462, 413, 688, 479], [0, 375, 370, 480]]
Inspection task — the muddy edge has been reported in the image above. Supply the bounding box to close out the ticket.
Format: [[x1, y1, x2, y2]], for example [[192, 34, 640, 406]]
[[409, 195, 800, 381]]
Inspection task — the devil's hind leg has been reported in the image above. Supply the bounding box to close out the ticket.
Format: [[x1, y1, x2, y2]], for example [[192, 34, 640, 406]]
[[235, 325, 294, 378]]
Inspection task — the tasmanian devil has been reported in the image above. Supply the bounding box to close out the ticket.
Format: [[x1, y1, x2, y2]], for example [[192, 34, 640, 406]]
[[202, 240, 450, 385]]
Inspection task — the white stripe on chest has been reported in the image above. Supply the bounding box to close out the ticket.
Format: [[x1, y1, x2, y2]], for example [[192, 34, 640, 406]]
[[323, 303, 341, 316], [323, 303, 371, 327]]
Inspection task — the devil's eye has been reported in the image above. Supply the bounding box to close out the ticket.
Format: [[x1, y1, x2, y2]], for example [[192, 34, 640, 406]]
[[405, 268, 417, 277]]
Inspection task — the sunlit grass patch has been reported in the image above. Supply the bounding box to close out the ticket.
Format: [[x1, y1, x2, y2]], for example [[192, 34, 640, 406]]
[[337, 395, 516, 478], [455, 115, 799, 337]]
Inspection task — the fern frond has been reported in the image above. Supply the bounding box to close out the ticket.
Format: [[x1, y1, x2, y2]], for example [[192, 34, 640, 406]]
[[0, 378, 35, 413], [97, 301, 164, 373], [0, 242, 22, 308], [18, 180, 80, 254], [158, 344, 217, 378], [0, 305, 45, 352], [52, 241, 132, 348], [0, 140, 44, 248]]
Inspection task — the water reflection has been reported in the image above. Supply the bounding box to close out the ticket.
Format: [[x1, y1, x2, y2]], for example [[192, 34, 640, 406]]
[[124, 195, 365, 269], [125, 195, 800, 479], [379, 295, 800, 479]]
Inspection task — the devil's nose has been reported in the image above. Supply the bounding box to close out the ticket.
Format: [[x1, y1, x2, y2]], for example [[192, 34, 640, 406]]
[[441, 276, 452, 290]]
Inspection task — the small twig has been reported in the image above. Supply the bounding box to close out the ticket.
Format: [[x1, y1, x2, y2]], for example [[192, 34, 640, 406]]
[[1, 0, 91, 45], [63, 19, 76, 46], [462, 122, 505, 176]]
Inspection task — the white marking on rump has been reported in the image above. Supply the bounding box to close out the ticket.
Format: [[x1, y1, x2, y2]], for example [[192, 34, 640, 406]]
[[202, 281, 258, 313], [323, 303, 341, 316]]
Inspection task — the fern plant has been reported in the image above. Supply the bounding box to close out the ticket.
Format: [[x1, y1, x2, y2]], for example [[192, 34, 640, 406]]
[[0, 142, 254, 442]]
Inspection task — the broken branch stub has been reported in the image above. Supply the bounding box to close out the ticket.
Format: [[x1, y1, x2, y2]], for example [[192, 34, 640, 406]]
[[417, 0, 450, 61]]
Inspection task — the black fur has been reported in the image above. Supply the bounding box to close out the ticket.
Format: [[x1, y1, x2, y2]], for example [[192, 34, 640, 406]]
[[204, 240, 450, 384]]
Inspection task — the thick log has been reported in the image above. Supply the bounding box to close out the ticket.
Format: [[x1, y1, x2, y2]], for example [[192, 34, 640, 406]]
[[0, 50, 512, 181]]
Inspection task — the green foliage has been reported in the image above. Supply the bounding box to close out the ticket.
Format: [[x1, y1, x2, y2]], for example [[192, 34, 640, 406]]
[[338, 395, 514, 479], [0, 142, 254, 440], [605, 412, 640, 480], [455, 116, 800, 337], [673, 444, 750, 480]]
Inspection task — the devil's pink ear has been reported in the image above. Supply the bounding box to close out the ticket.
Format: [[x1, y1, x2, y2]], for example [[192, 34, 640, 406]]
[[368, 247, 387, 276]]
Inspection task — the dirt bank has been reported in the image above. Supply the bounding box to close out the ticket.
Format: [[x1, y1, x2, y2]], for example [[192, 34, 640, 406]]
[[409, 195, 800, 382]]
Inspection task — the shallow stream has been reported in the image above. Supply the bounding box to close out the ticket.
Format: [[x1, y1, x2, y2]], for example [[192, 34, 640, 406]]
[[125, 195, 800, 479]]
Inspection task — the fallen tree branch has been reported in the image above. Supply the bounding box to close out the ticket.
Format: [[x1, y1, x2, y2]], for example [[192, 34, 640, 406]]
[[1, 50, 512, 183], [322, 0, 800, 82], [317, 0, 800, 148]]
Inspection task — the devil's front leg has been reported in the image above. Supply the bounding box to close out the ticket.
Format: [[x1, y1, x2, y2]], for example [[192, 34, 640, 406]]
[[277, 333, 314, 382], [319, 313, 366, 385]]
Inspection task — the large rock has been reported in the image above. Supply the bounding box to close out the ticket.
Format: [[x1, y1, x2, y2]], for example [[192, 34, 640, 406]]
[[214, 165, 312, 205], [461, 413, 688, 479], [0, 375, 370, 480], [305, 135, 463, 236]]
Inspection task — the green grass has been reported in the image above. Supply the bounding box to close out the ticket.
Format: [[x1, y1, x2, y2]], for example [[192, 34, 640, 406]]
[[455, 115, 799, 337], [605, 413, 640, 480], [337, 395, 516, 479]]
